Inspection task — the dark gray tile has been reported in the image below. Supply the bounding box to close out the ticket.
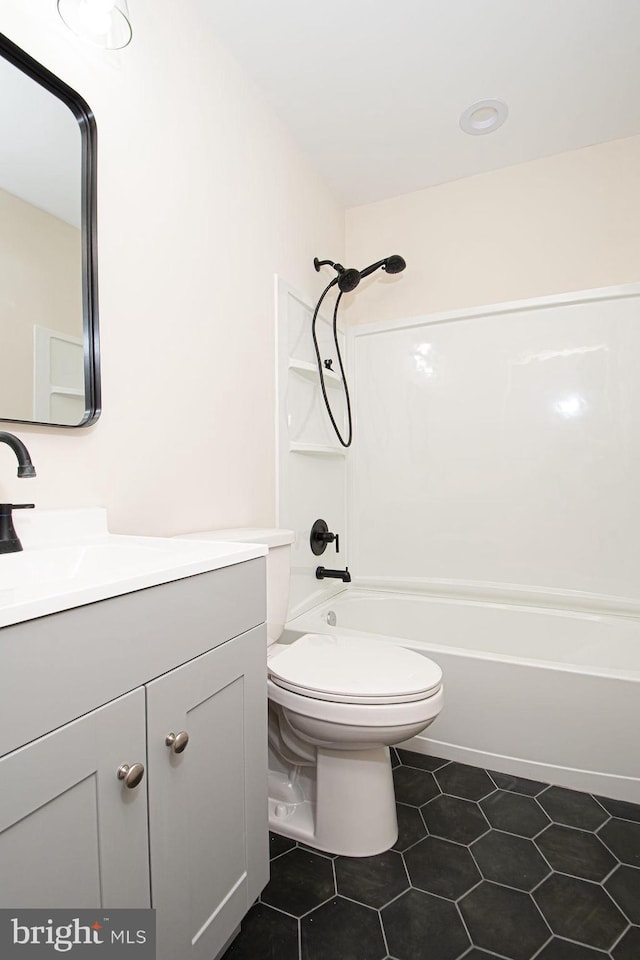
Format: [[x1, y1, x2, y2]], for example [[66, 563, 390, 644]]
[[270, 831, 297, 860], [256, 765, 637, 960], [393, 765, 440, 807], [457, 952, 503, 960], [422, 794, 490, 845], [535, 824, 617, 881], [598, 818, 640, 867], [301, 897, 386, 960], [605, 864, 640, 924], [435, 763, 496, 802], [480, 790, 550, 837], [392, 803, 427, 852], [456, 952, 501, 960], [298, 843, 338, 859], [472, 829, 551, 891], [459, 881, 550, 960], [335, 850, 409, 909], [397, 748, 450, 772], [533, 873, 627, 951], [262, 847, 335, 917], [612, 926, 640, 960], [404, 835, 481, 900], [382, 888, 470, 960], [595, 795, 640, 824], [488, 769, 549, 796], [220, 902, 299, 960], [535, 939, 609, 959], [537, 787, 608, 831], [391, 747, 401, 769]]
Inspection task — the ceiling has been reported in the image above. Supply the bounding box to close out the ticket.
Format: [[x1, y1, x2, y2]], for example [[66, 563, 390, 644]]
[[195, 0, 640, 206]]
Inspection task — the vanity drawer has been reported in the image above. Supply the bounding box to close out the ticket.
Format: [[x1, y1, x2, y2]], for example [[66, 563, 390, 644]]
[[0, 557, 266, 757]]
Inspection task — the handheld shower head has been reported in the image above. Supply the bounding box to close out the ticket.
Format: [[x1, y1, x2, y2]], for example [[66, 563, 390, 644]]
[[357, 254, 407, 280], [314, 253, 406, 290], [383, 254, 406, 274]]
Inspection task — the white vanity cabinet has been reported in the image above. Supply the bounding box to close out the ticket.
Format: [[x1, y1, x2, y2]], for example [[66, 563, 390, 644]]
[[0, 557, 268, 960]]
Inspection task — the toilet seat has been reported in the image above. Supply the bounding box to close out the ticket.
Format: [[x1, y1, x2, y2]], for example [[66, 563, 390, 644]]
[[268, 632, 442, 705]]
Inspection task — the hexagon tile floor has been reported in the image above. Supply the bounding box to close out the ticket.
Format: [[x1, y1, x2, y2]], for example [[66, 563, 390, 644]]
[[221, 748, 640, 960]]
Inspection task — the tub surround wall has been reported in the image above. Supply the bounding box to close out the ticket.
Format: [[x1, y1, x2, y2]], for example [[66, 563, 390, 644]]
[[0, 0, 344, 535], [276, 278, 348, 617], [348, 285, 640, 614]]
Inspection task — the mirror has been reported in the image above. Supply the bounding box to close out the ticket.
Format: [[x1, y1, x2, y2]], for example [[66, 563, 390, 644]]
[[0, 34, 100, 427]]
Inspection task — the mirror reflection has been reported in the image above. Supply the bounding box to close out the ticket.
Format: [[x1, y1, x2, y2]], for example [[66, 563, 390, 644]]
[[0, 38, 99, 427]]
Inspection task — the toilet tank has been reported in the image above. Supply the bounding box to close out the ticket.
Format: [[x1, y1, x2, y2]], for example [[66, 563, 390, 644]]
[[177, 528, 295, 645]]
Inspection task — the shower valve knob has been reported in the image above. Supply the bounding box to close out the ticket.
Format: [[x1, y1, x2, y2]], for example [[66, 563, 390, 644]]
[[310, 519, 340, 556]]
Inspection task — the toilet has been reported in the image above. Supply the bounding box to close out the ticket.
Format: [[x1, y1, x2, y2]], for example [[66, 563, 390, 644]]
[[178, 527, 444, 856]]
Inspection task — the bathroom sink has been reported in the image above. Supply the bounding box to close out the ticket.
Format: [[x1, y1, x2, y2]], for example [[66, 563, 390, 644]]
[[0, 509, 266, 628]]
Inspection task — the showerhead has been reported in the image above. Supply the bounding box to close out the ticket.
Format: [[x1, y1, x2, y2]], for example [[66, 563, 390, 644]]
[[314, 254, 406, 291], [337, 268, 360, 292], [360, 254, 407, 279], [383, 255, 406, 275]]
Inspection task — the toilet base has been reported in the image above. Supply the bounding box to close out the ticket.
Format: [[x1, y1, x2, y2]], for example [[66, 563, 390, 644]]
[[268, 745, 398, 857]]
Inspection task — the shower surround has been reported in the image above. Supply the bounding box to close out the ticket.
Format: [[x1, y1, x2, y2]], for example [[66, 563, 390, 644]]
[[277, 281, 640, 801]]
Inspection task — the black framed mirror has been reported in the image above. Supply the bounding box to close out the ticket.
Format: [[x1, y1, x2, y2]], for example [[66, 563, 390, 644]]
[[0, 33, 100, 427]]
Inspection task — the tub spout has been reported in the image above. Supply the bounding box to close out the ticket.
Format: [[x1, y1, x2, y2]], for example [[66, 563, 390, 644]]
[[316, 566, 351, 583]]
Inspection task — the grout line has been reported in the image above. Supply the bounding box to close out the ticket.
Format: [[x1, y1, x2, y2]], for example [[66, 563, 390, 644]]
[[377, 904, 391, 956], [259, 899, 305, 922], [297, 893, 338, 921], [455, 875, 484, 902], [528, 933, 554, 959], [607, 921, 631, 954]]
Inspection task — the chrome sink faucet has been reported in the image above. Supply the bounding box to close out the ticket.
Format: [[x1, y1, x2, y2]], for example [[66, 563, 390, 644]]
[[0, 432, 36, 554]]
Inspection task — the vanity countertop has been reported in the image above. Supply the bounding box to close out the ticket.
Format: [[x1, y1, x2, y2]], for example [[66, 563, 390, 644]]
[[0, 508, 266, 628]]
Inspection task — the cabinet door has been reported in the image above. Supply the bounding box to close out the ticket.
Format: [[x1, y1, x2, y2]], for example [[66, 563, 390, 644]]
[[0, 688, 150, 908], [147, 626, 268, 960]]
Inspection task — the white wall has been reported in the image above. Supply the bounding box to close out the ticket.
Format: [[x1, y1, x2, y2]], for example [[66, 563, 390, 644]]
[[0, 0, 344, 534], [345, 136, 640, 326], [349, 286, 640, 609]]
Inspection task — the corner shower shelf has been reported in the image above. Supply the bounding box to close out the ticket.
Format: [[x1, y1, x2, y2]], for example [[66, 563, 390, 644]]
[[289, 442, 347, 458], [288, 359, 342, 387]]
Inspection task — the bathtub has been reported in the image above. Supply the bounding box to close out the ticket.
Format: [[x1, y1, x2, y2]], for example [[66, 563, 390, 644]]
[[285, 589, 640, 803]]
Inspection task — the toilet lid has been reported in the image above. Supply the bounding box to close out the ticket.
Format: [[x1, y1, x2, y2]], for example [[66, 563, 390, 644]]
[[268, 633, 442, 705]]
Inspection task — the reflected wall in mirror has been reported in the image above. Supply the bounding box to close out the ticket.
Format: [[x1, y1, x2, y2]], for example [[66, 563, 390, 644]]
[[0, 34, 100, 427]]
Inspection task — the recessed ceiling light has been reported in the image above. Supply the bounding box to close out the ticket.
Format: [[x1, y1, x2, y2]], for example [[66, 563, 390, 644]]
[[460, 99, 508, 136]]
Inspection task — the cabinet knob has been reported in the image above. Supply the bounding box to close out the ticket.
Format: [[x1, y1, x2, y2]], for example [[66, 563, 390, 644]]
[[165, 731, 189, 754], [117, 762, 145, 789]]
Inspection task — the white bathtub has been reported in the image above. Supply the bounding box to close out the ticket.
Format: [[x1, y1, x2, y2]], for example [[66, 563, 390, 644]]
[[285, 589, 640, 803]]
